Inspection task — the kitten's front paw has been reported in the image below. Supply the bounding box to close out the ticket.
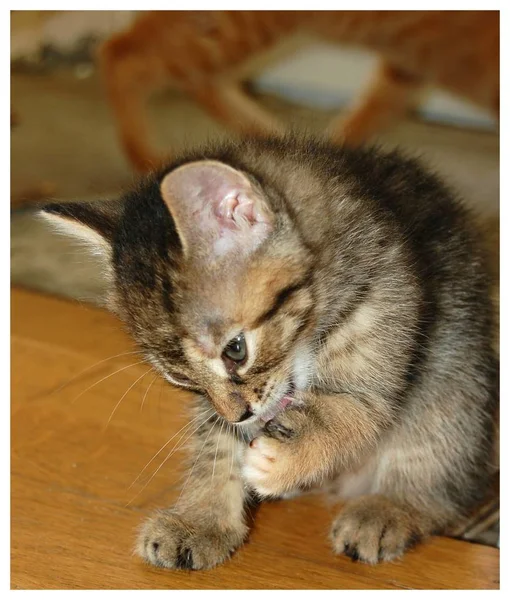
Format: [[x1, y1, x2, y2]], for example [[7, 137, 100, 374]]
[[137, 511, 247, 570], [242, 436, 287, 497], [243, 432, 308, 498], [243, 409, 316, 497], [330, 495, 424, 564], [263, 406, 308, 442]]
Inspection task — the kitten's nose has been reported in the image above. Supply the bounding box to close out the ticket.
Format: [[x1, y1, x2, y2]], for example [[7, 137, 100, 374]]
[[236, 407, 253, 423]]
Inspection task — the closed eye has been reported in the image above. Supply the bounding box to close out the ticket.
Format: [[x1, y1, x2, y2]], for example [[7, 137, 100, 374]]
[[166, 372, 194, 388]]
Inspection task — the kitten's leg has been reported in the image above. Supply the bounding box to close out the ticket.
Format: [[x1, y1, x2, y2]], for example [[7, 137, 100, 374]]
[[137, 416, 250, 570], [243, 393, 383, 497], [190, 81, 286, 138], [328, 60, 425, 146], [329, 494, 435, 564], [243, 394, 451, 563], [98, 36, 167, 173]]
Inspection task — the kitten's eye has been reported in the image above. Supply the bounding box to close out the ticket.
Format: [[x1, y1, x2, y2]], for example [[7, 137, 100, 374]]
[[222, 333, 247, 364]]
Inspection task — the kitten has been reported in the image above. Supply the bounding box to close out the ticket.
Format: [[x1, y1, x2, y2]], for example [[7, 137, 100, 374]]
[[40, 135, 498, 568], [98, 10, 499, 172]]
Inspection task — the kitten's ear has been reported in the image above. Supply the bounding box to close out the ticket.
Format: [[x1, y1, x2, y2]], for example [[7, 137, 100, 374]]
[[39, 198, 123, 255], [160, 160, 274, 258]]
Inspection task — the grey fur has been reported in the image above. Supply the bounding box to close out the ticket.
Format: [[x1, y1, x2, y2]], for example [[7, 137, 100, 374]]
[[41, 135, 498, 567]]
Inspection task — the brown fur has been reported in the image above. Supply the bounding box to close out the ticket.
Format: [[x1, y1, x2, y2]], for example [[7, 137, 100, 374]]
[[98, 10, 499, 172], [40, 136, 498, 568]]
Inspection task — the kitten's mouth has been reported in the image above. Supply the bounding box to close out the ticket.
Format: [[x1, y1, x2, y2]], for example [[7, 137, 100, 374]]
[[258, 380, 295, 424]]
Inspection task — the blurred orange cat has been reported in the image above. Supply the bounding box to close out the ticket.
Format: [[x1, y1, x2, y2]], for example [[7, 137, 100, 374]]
[[98, 10, 499, 172]]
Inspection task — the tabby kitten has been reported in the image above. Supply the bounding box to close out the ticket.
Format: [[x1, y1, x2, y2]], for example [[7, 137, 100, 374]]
[[98, 10, 499, 172], [41, 136, 498, 569]]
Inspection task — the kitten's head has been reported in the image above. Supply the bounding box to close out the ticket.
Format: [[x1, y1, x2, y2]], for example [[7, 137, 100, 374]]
[[41, 158, 315, 424]]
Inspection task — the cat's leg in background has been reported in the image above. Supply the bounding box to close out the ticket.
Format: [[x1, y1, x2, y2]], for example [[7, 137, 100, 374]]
[[137, 416, 251, 570], [11, 108, 57, 207], [190, 81, 286, 138], [328, 60, 425, 146], [98, 35, 167, 173]]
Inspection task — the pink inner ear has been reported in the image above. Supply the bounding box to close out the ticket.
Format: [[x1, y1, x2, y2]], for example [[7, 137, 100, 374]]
[[215, 189, 269, 229], [160, 160, 274, 257]]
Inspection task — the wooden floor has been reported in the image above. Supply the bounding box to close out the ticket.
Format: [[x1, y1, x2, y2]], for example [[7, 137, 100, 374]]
[[11, 288, 500, 589]]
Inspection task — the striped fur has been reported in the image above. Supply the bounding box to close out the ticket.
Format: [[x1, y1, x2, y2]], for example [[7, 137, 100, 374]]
[[40, 135, 498, 568]]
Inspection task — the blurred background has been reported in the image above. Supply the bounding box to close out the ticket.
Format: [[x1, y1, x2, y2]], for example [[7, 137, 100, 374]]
[[11, 10, 499, 307], [10, 14, 500, 582]]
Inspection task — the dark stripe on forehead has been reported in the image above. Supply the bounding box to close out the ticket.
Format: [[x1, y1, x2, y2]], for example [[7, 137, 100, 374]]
[[255, 270, 314, 327]]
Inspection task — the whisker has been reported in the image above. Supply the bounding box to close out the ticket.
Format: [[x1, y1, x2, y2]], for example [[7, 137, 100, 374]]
[[229, 423, 236, 481], [126, 409, 215, 503], [50, 350, 141, 396], [71, 359, 148, 405], [240, 426, 247, 445], [105, 367, 154, 428], [140, 373, 159, 413], [176, 416, 219, 506], [128, 408, 214, 490], [156, 377, 164, 418], [211, 419, 225, 483], [227, 424, 232, 481]]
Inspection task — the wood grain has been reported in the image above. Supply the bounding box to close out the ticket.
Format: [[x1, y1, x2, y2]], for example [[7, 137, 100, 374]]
[[11, 288, 500, 589]]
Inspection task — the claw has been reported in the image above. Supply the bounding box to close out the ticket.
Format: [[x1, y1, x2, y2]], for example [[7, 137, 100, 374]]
[[263, 419, 294, 440], [175, 546, 194, 570], [343, 543, 360, 562]]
